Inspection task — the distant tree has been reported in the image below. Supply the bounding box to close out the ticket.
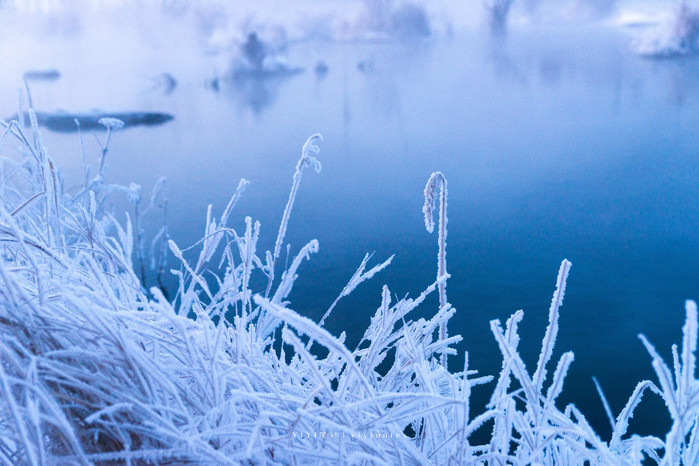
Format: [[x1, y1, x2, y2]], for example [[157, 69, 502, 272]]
[[242, 32, 266, 70], [674, 1, 699, 53]]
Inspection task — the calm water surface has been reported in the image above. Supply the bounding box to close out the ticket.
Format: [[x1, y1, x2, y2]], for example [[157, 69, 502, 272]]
[[2, 4, 699, 437]]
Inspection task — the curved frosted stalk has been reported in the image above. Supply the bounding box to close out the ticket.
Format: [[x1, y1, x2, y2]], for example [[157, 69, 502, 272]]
[[265, 134, 322, 297], [423, 171, 449, 366]]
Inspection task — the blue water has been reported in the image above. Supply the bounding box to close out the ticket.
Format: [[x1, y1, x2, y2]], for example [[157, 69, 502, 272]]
[[3, 3, 699, 438]]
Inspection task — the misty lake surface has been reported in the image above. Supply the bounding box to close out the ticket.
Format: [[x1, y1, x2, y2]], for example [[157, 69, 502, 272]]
[[2, 4, 699, 437]]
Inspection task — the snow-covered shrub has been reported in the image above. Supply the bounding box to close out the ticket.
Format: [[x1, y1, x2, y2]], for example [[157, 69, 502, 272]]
[[361, 0, 431, 38], [0, 109, 697, 464], [637, 1, 699, 58]]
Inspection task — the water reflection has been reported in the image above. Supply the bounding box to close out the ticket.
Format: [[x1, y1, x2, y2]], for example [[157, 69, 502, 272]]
[[485, 0, 514, 35], [213, 72, 301, 114], [538, 56, 563, 86], [661, 60, 699, 107], [205, 30, 306, 113], [486, 36, 530, 85]]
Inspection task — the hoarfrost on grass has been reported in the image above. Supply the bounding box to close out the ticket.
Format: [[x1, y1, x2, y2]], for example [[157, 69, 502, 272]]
[[0, 110, 697, 464]]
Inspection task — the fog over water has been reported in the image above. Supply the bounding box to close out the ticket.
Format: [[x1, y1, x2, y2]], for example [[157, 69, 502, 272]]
[[1, 0, 698, 437]]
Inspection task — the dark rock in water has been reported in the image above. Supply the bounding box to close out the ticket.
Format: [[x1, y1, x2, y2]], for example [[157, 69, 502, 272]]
[[23, 69, 61, 82], [357, 58, 375, 73], [624, 21, 658, 29], [9, 111, 174, 132], [208, 77, 220, 92], [314, 60, 329, 77], [231, 63, 303, 81], [155, 73, 177, 95]]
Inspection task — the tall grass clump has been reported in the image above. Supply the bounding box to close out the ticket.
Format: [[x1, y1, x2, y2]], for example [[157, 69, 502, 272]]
[[0, 106, 698, 464]]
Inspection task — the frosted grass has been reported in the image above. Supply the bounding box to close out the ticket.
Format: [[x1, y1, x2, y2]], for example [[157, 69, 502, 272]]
[[0, 112, 696, 464], [423, 171, 448, 367]]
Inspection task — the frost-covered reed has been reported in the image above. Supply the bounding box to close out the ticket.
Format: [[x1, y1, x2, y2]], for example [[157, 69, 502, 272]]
[[0, 111, 697, 464], [423, 171, 449, 366]]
